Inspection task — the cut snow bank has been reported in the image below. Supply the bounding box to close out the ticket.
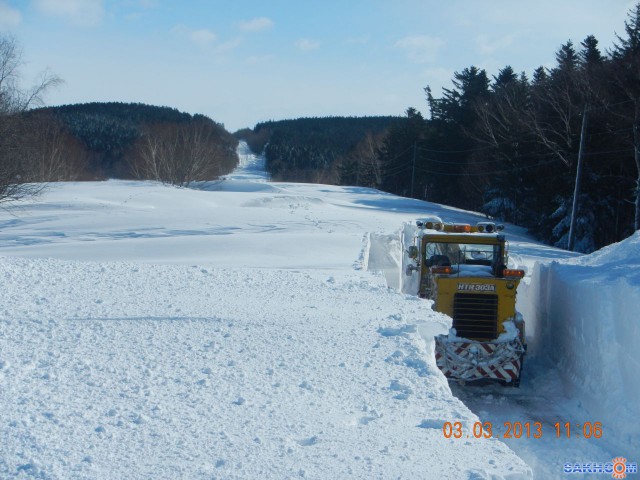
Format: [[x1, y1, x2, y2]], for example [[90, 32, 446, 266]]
[[525, 232, 640, 457], [366, 222, 422, 296]]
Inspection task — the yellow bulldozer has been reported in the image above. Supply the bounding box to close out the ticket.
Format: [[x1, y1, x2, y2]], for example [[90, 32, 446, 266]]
[[405, 217, 526, 386]]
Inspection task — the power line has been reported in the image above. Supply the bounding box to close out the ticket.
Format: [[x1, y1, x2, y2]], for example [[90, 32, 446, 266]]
[[584, 126, 634, 137], [414, 156, 561, 176], [415, 155, 522, 166], [417, 143, 497, 154], [584, 147, 634, 156], [379, 144, 415, 165], [383, 161, 414, 176]]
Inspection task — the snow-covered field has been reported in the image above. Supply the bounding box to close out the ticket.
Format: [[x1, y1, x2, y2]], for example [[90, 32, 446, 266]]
[[0, 142, 637, 479]]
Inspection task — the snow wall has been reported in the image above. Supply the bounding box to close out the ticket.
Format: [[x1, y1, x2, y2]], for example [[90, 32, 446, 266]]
[[524, 232, 640, 457], [366, 222, 420, 296]]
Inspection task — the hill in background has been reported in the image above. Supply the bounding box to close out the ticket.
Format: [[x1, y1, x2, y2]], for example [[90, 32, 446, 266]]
[[32, 102, 238, 183]]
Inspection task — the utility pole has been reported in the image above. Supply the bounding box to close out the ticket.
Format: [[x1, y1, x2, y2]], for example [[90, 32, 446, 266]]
[[568, 106, 588, 251], [410, 142, 417, 198]]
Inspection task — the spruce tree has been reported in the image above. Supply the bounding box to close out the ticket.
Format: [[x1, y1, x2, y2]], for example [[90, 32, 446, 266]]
[[611, 2, 640, 231]]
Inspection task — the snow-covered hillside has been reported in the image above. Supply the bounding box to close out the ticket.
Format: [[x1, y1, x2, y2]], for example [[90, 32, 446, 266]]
[[0, 142, 637, 479]]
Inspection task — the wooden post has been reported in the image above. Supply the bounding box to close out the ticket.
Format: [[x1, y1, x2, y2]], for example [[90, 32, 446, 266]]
[[410, 142, 417, 198], [568, 107, 589, 251]]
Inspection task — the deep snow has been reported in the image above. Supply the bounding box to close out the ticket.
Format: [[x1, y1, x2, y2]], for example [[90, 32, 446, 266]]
[[0, 141, 637, 479]]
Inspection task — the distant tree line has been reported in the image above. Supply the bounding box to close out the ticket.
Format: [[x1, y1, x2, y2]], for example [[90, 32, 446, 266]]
[[240, 4, 640, 253], [237, 116, 399, 185], [0, 34, 238, 201]]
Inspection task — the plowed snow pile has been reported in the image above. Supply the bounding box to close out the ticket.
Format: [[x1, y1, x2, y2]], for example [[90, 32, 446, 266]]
[[0, 144, 532, 479]]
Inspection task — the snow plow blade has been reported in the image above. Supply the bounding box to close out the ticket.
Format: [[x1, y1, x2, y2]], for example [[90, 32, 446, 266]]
[[434, 336, 525, 386]]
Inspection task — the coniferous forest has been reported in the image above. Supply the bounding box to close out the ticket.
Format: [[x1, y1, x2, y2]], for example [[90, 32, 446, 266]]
[[236, 116, 400, 185], [239, 4, 640, 253]]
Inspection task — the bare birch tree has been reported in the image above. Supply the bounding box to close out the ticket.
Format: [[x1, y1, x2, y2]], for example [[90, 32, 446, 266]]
[[0, 35, 62, 202], [130, 117, 236, 186]]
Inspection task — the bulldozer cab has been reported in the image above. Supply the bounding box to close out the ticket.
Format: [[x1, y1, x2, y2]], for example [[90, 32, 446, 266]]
[[424, 241, 502, 268], [417, 236, 507, 300]]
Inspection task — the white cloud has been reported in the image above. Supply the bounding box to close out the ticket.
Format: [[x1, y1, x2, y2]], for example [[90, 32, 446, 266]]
[[476, 34, 515, 55], [395, 35, 444, 64], [172, 24, 217, 47], [137, 0, 158, 7], [33, 0, 104, 26], [345, 35, 370, 45], [190, 29, 217, 47], [246, 54, 274, 65], [239, 17, 274, 33], [122, 0, 158, 19], [0, 2, 22, 28], [119, 0, 158, 7], [295, 38, 321, 51], [216, 38, 242, 53], [172, 25, 241, 53]]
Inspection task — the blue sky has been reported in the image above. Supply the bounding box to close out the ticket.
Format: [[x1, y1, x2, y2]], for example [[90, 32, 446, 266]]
[[0, 0, 636, 131]]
